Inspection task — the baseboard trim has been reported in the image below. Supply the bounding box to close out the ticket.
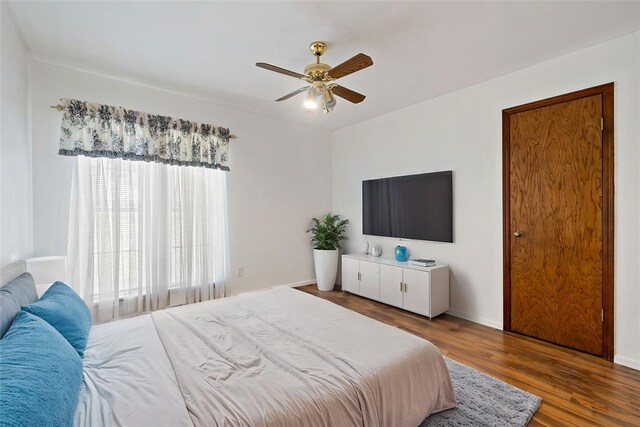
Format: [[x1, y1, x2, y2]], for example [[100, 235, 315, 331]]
[[282, 280, 316, 288], [284, 281, 343, 291], [446, 308, 503, 330], [614, 355, 640, 371], [231, 280, 315, 296]]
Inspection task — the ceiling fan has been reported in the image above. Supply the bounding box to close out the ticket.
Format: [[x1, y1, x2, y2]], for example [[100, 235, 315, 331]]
[[256, 41, 373, 113]]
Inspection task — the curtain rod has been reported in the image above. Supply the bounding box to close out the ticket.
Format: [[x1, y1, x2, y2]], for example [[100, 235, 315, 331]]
[[50, 105, 238, 139]]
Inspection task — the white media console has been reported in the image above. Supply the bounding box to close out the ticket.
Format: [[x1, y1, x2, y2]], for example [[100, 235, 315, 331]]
[[341, 254, 450, 319]]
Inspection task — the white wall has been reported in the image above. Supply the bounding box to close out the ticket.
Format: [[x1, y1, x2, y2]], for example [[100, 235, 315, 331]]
[[332, 33, 640, 369], [30, 60, 332, 295], [0, 5, 33, 266]]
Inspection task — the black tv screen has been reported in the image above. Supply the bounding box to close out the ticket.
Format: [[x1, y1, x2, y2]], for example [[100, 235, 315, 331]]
[[362, 171, 453, 243]]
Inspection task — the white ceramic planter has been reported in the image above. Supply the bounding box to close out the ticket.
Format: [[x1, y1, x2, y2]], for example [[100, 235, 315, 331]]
[[313, 249, 339, 291]]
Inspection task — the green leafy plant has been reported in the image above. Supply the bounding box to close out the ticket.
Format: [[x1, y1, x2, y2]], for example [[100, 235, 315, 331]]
[[307, 213, 349, 250]]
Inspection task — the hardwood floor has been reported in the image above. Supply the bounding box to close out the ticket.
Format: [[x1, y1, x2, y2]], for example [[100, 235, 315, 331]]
[[297, 285, 640, 426]]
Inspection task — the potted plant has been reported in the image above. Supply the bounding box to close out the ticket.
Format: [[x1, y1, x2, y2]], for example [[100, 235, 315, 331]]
[[307, 213, 349, 291]]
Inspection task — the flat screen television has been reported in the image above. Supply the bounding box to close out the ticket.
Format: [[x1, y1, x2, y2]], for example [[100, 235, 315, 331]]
[[362, 171, 453, 243]]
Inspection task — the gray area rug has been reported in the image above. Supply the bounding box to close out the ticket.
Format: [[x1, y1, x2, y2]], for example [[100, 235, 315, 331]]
[[420, 358, 541, 426]]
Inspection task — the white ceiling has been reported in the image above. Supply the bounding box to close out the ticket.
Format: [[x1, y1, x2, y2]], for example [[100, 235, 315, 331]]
[[7, 1, 640, 130]]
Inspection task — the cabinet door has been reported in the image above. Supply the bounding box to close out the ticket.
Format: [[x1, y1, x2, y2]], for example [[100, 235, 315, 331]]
[[359, 261, 380, 300], [402, 269, 431, 316], [380, 264, 403, 308], [341, 257, 360, 294]]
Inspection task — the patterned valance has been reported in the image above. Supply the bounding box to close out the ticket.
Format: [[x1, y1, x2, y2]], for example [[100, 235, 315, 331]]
[[57, 98, 233, 171]]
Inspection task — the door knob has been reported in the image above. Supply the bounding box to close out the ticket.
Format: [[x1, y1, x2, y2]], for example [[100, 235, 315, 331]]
[[513, 229, 523, 237]]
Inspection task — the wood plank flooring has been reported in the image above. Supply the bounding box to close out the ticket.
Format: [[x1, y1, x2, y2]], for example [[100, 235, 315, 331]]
[[297, 285, 640, 426]]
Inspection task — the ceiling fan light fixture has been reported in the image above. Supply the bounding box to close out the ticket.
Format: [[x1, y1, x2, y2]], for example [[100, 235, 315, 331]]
[[304, 86, 320, 110], [321, 88, 336, 113], [303, 99, 317, 110]]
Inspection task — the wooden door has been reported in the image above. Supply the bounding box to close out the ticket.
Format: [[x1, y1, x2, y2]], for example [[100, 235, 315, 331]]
[[342, 257, 360, 294], [380, 264, 403, 308], [359, 261, 380, 300], [503, 84, 614, 359], [402, 269, 430, 316]]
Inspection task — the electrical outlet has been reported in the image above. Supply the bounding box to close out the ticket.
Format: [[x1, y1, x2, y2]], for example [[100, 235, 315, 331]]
[[236, 266, 244, 277]]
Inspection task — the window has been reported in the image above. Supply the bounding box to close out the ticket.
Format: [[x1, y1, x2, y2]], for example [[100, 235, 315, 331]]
[[68, 156, 228, 321]]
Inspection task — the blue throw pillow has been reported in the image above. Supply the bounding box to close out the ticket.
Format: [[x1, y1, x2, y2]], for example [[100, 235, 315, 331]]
[[0, 311, 83, 427], [22, 282, 91, 357]]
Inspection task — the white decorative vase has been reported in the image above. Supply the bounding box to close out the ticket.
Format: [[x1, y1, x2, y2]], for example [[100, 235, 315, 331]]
[[313, 249, 339, 291], [371, 246, 382, 257]]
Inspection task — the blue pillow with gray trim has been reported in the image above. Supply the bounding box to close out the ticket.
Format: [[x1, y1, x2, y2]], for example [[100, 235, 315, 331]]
[[0, 310, 83, 427], [22, 282, 91, 357]]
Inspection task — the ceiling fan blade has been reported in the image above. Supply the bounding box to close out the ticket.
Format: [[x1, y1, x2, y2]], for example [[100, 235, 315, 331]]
[[328, 53, 373, 79], [275, 86, 310, 102], [331, 85, 366, 104], [256, 62, 307, 79]]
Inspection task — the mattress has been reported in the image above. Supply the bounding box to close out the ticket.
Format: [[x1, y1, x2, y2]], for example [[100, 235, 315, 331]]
[[75, 287, 455, 426]]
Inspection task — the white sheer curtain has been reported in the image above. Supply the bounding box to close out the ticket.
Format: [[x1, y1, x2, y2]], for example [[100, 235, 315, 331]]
[[67, 156, 228, 322]]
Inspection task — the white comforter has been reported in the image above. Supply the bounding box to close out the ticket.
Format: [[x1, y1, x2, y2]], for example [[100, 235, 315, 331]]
[[73, 315, 192, 426], [75, 287, 456, 427]]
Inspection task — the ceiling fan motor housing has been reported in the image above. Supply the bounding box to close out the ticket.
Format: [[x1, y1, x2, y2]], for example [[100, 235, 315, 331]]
[[304, 62, 332, 80]]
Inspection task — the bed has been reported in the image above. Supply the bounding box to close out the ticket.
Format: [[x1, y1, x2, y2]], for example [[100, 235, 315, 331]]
[[1, 262, 456, 426]]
